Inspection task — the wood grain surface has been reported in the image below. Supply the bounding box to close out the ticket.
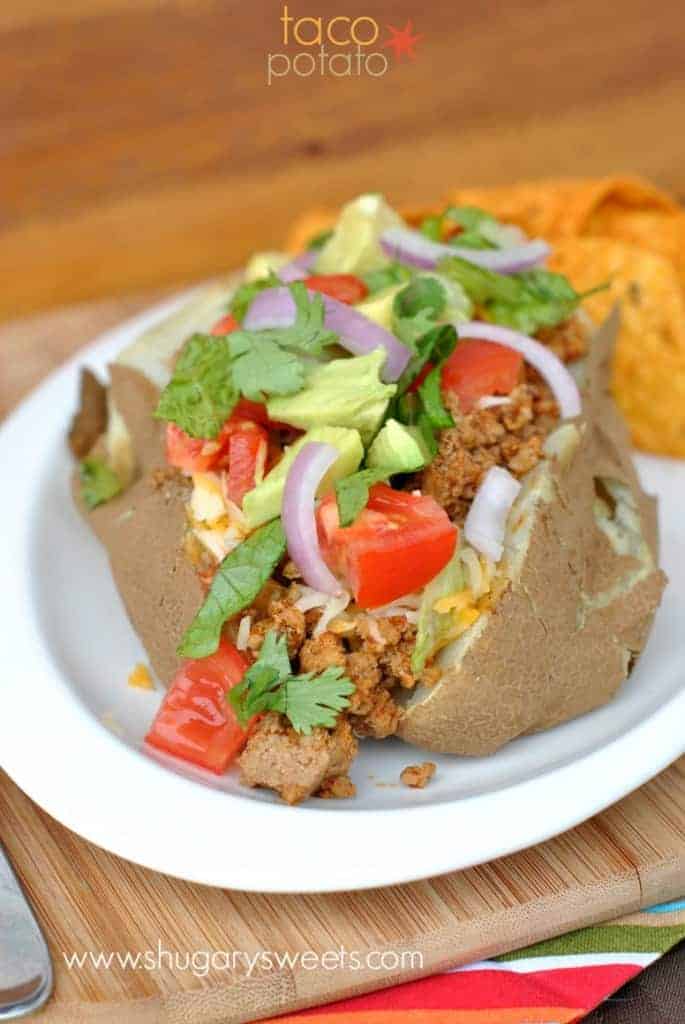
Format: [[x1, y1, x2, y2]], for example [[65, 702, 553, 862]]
[[3, 0, 685, 319], [1, 292, 685, 1023]]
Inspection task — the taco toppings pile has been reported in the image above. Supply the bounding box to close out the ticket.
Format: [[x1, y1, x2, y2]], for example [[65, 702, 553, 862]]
[[71, 193, 666, 804]]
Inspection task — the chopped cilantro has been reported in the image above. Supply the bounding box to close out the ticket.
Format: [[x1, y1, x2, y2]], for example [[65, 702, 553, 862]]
[[155, 333, 238, 439], [156, 285, 339, 438], [229, 629, 354, 734], [418, 364, 454, 430], [362, 262, 410, 294], [419, 214, 442, 241], [439, 256, 590, 335], [229, 334, 305, 402], [178, 519, 287, 659], [229, 273, 280, 323], [306, 228, 334, 251], [334, 466, 394, 527], [394, 277, 446, 319], [79, 458, 122, 510], [231, 282, 336, 357]]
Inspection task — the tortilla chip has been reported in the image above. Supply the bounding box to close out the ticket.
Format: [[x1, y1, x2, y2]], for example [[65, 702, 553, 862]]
[[549, 237, 685, 457], [444, 175, 680, 239], [286, 209, 337, 253], [584, 206, 685, 288]]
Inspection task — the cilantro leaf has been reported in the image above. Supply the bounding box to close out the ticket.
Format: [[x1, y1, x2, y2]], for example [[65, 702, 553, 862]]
[[272, 282, 338, 356], [438, 256, 521, 305], [419, 214, 442, 241], [439, 257, 589, 335], [393, 307, 438, 351], [283, 669, 354, 734], [362, 262, 410, 294], [306, 228, 333, 251], [229, 273, 281, 323], [228, 334, 305, 402], [487, 269, 581, 334], [392, 323, 457, 404], [229, 630, 291, 724], [155, 333, 238, 439], [178, 519, 287, 658], [449, 230, 495, 250], [394, 277, 446, 319], [79, 458, 122, 509], [418, 364, 454, 430], [155, 286, 338, 437], [228, 629, 354, 734], [255, 628, 292, 680], [334, 467, 393, 527]]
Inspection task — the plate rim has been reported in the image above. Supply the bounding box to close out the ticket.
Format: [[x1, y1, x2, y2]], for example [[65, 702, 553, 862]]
[[1, 290, 683, 893]]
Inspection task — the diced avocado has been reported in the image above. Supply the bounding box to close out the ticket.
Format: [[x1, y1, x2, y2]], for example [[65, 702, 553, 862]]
[[355, 284, 405, 330], [243, 251, 290, 282], [266, 349, 396, 446], [366, 419, 429, 475], [243, 426, 363, 528], [316, 194, 404, 276]]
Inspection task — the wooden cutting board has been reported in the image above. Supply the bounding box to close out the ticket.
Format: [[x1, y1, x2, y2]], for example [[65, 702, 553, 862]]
[[2, 297, 684, 1024]]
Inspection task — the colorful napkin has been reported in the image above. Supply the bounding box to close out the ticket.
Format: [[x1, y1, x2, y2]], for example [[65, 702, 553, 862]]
[[274, 899, 685, 1023]]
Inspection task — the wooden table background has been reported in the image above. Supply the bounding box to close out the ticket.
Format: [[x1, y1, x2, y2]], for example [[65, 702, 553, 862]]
[[2, 0, 685, 321]]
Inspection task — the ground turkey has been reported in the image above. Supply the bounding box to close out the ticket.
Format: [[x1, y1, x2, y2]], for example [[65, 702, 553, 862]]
[[239, 712, 357, 805], [420, 315, 588, 522]]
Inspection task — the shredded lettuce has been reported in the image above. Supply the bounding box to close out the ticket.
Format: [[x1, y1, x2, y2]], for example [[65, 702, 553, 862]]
[[412, 549, 467, 674]]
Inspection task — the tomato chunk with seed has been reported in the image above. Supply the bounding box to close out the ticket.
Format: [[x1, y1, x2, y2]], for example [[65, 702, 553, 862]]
[[317, 484, 458, 609], [222, 423, 268, 506], [145, 640, 250, 774], [304, 274, 368, 305], [165, 423, 222, 473], [441, 339, 523, 412], [210, 313, 240, 335]]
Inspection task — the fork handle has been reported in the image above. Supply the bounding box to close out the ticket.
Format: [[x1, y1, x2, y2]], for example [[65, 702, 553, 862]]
[[0, 844, 52, 1020]]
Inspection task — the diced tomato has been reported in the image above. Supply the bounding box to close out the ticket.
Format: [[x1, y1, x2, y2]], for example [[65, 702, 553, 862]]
[[317, 483, 458, 609], [145, 640, 251, 774], [441, 338, 523, 413], [210, 313, 240, 335], [166, 400, 275, 475], [231, 398, 270, 426], [165, 422, 223, 473], [222, 423, 268, 506], [304, 273, 369, 305]]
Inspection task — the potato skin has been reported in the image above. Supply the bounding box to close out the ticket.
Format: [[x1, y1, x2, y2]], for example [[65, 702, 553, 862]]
[[398, 310, 667, 755], [73, 364, 205, 685]]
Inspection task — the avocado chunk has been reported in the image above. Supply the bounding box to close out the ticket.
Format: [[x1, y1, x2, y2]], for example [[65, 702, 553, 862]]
[[266, 349, 396, 446], [366, 418, 429, 474], [316, 194, 404, 276], [242, 426, 363, 528], [355, 284, 405, 330]]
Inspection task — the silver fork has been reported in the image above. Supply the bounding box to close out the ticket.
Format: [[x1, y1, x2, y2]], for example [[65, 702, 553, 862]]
[[0, 844, 52, 1019]]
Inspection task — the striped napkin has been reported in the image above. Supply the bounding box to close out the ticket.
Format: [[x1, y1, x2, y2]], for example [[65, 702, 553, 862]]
[[271, 899, 685, 1023]]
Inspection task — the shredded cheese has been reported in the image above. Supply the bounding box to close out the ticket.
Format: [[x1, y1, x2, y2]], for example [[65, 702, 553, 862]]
[[127, 663, 154, 690], [236, 615, 252, 651]]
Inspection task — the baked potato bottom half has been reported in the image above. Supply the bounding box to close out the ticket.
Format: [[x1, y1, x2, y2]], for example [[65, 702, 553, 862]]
[[72, 296, 666, 755]]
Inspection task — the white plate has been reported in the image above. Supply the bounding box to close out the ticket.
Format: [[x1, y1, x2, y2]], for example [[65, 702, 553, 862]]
[[1, 292, 684, 893]]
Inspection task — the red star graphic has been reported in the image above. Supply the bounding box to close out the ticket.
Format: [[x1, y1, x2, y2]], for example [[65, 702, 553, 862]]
[[382, 19, 423, 61]]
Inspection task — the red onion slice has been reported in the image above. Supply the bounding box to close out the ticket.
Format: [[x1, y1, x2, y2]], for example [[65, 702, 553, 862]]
[[456, 321, 582, 419], [464, 466, 521, 562], [242, 286, 411, 382], [279, 250, 317, 283], [380, 226, 550, 275], [243, 286, 297, 330], [282, 442, 343, 595]]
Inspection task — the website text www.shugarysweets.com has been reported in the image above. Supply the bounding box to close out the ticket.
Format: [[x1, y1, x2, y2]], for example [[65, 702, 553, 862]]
[[267, 5, 422, 83], [62, 942, 424, 980]]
